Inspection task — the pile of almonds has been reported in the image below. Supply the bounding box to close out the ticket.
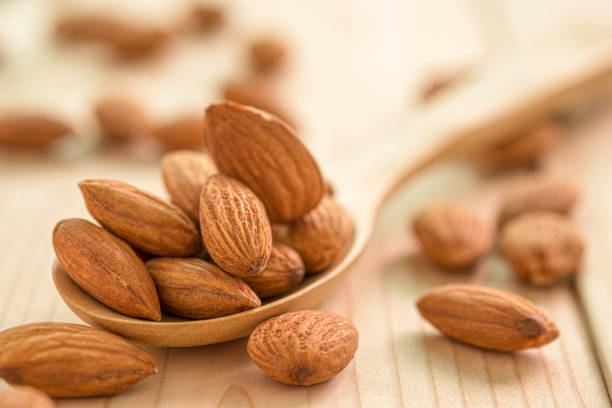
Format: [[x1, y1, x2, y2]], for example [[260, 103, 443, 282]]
[[412, 174, 582, 351], [0, 101, 358, 399]]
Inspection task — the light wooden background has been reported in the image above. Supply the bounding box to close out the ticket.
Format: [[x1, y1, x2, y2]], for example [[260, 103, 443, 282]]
[[2, 0, 612, 407]]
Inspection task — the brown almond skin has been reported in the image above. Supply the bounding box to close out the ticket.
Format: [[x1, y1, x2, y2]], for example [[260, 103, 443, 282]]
[[498, 177, 579, 227], [95, 97, 151, 142], [247, 310, 358, 385], [79, 179, 201, 256], [200, 174, 272, 278], [222, 79, 292, 126], [53, 218, 161, 320], [161, 150, 217, 222], [0, 385, 55, 408], [153, 114, 205, 151], [111, 27, 169, 60], [190, 4, 224, 33], [146, 258, 261, 319], [0, 323, 157, 398], [417, 284, 559, 351], [205, 101, 324, 222], [286, 196, 353, 274], [413, 203, 492, 269], [250, 38, 286, 74], [478, 120, 560, 170], [501, 212, 584, 286], [0, 115, 72, 150], [243, 243, 305, 299]]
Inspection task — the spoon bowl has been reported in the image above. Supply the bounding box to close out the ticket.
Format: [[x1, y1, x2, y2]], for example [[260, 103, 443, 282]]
[[54, 38, 612, 346]]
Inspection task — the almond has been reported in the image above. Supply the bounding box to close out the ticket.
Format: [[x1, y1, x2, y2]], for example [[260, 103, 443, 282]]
[[0, 115, 72, 150], [498, 176, 579, 226], [0, 322, 157, 397], [95, 97, 151, 142], [478, 120, 560, 170], [417, 284, 559, 351], [153, 114, 205, 151], [53, 218, 161, 320], [199, 174, 272, 278], [500, 212, 584, 286], [205, 101, 324, 222], [146, 257, 261, 319], [222, 79, 292, 125], [285, 196, 353, 274], [247, 310, 358, 385], [243, 243, 305, 299], [79, 179, 201, 256], [161, 150, 217, 222], [249, 38, 286, 74], [0, 385, 55, 408], [112, 27, 169, 60], [413, 203, 492, 269], [56, 15, 125, 43], [190, 4, 224, 33]]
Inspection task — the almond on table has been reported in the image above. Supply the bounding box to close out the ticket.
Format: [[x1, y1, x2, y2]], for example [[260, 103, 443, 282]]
[[501, 212, 584, 286], [247, 310, 358, 385], [153, 114, 205, 151], [249, 37, 287, 74], [417, 284, 559, 351], [0, 323, 157, 398], [95, 97, 151, 142], [79, 179, 201, 257], [146, 257, 261, 319], [413, 203, 492, 269], [0, 115, 72, 150], [199, 174, 272, 278], [53, 218, 161, 321]]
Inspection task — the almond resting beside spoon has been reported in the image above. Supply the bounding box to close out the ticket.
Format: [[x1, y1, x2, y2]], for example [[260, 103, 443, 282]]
[[53, 38, 612, 346]]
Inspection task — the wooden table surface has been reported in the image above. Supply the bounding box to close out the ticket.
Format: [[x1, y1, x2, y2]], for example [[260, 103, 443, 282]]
[[2, 1, 612, 407]]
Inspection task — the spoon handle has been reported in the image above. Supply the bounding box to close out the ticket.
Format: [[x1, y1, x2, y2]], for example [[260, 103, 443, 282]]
[[333, 37, 612, 221]]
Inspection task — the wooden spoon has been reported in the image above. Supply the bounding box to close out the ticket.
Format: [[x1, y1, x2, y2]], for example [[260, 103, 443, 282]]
[[54, 38, 612, 347]]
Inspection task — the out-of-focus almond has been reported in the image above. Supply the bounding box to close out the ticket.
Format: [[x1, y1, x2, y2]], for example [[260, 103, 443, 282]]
[[146, 257, 261, 319], [153, 114, 205, 151], [161, 150, 217, 222], [222, 79, 292, 126], [417, 284, 559, 351], [0, 322, 157, 398], [247, 310, 358, 385], [498, 176, 579, 226], [413, 203, 492, 269], [56, 15, 125, 43], [199, 174, 272, 278], [249, 38, 286, 74], [53, 218, 161, 320], [0, 115, 72, 150], [0, 384, 55, 408], [95, 97, 150, 142], [500, 212, 583, 286], [285, 196, 353, 274], [111, 27, 169, 60], [190, 4, 224, 33], [243, 243, 305, 299], [205, 101, 324, 222], [79, 179, 201, 256]]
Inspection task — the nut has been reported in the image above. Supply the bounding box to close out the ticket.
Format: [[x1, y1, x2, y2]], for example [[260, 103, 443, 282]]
[[413, 203, 492, 269], [199, 174, 272, 278], [95, 97, 151, 142], [0, 322, 157, 398], [153, 114, 205, 151], [161, 150, 217, 222], [417, 284, 559, 351], [0, 115, 72, 150], [478, 120, 560, 170], [247, 310, 358, 385], [243, 243, 305, 299], [190, 4, 224, 33], [79, 179, 201, 256], [205, 101, 324, 222], [56, 15, 125, 43], [249, 38, 287, 74], [222, 79, 292, 126], [53, 218, 161, 320], [146, 257, 261, 319], [500, 212, 584, 286], [285, 196, 353, 274], [0, 385, 55, 408], [498, 176, 579, 226], [111, 27, 169, 60]]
